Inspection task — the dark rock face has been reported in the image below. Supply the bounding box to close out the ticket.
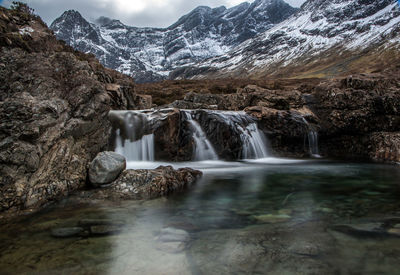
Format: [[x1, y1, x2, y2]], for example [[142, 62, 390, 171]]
[[49, 0, 298, 83], [88, 151, 126, 186], [91, 166, 202, 200], [159, 74, 399, 161], [310, 75, 400, 162], [0, 7, 147, 215]]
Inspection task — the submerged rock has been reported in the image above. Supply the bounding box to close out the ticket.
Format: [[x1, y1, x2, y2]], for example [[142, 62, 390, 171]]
[[157, 227, 190, 243], [92, 166, 202, 200], [288, 241, 320, 257], [78, 219, 125, 227], [156, 227, 190, 253], [253, 214, 291, 223], [331, 223, 385, 237], [51, 227, 84, 238], [89, 151, 126, 186], [90, 225, 121, 235]]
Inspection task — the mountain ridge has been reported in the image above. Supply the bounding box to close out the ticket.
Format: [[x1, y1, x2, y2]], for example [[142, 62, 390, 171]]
[[50, 0, 298, 83], [172, 0, 400, 79]]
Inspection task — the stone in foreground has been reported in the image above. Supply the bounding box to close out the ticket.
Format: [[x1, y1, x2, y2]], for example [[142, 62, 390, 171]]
[[51, 227, 84, 238], [94, 166, 202, 200], [89, 152, 126, 186]]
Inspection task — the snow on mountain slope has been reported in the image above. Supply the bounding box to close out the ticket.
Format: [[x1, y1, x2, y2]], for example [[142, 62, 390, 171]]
[[176, 0, 400, 79], [50, 0, 298, 83]]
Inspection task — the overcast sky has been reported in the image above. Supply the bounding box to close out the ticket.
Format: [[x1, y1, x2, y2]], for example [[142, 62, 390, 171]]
[[1, 0, 306, 27]]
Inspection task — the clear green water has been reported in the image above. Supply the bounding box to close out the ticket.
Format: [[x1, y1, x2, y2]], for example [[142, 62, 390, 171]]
[[1, 161, 400, 274]]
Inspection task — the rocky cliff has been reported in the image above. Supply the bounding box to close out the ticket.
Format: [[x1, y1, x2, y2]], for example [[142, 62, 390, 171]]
[[0, 5, 149, 216]]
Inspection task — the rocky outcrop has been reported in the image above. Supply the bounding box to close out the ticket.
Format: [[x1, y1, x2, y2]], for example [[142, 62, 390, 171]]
[[155, 74, 399, 161], [89, 166, 202, 200], [311, 75, 400, 162], [88, 151, 126, 186], [0, 6, 149, 215]]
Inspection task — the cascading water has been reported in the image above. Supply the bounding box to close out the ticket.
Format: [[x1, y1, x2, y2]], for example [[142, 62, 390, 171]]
[[307, 129, 320, 158], [109, 109, 271, 163], [182, 111, 218, 161], [239, 123, 269, 159], [299, 116, 320, 158], [207, 111, 270, 159], [111, 111, 155, 161], [290, 112, 321, 158]]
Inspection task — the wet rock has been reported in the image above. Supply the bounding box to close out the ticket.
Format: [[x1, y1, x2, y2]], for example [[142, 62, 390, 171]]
[[387, 228, 400, 237], [92, 166, 202, 200], [51, 227, 84, 238], [0, 7, 144, 215], [90, 225, 121, 235], [253, 214, 291, 223], [155, 227, 190, 253], [78, 219, 125, 227], [88, 151, 126, 186], [157, 227, 190, 243], [156, 241, 186, 253], [331, 223, 386, 237], [288, 241, 320, 256]]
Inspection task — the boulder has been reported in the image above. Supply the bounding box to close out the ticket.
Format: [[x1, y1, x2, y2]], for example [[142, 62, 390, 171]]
[[89, 151, 126, 186], [93, 166, 202, 200]]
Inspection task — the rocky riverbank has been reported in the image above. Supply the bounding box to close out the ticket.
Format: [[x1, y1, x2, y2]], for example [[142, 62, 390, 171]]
[[0, 6, 151, 215], [0, 5, 399, 218]]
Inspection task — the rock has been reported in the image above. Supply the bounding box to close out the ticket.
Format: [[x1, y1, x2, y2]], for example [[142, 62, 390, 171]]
[[331, 223, 385, 237], [155, 227, 190, 253], [288, 241, 320, 256], [92, 166, 202, 200], [105, 83, 120, 92], [0, 6, 147, 215], [88, 151, 126, 186], [51, 227, 84, 238], [90, 225, 121, 235], [387, 228, 400, 237], [156, 241, 186, 253], [78, 219, 125, 227], [253, 214, 291, 223], [157, 227, 190, 243]]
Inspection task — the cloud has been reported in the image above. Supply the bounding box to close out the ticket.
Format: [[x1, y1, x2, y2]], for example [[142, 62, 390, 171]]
[[1, 0, 306, 27]]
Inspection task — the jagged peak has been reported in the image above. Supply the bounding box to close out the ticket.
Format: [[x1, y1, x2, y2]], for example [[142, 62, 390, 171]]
[[60, 9, 84, 20], [94, 16, 124, 28], [50, 9, 89, 29]]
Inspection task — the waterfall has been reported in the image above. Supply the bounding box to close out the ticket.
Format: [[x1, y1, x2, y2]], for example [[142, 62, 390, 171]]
[[109, 109, 270, 162], [208, 111, 270, 159], [307, 130, 320, 158], [111, 111, 155, 161], [182, 111, 218, 161], [239, 123, 269, 159], [300, 117, 320, 158]]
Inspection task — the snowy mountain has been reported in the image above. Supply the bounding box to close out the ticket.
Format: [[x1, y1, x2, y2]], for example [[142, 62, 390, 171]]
[[173, 0, 400, 79], [50, 0, 298, 83]]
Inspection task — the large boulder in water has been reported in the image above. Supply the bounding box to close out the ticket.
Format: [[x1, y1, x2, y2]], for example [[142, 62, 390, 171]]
[[91, 166, 202, 200], [89, 152, 126, 186]]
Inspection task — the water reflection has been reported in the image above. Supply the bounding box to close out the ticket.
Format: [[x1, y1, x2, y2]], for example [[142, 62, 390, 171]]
[[0, 161, 400, 274]]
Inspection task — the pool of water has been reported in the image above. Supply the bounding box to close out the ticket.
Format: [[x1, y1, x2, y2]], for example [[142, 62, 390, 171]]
[[1, 160, 400, 274]]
